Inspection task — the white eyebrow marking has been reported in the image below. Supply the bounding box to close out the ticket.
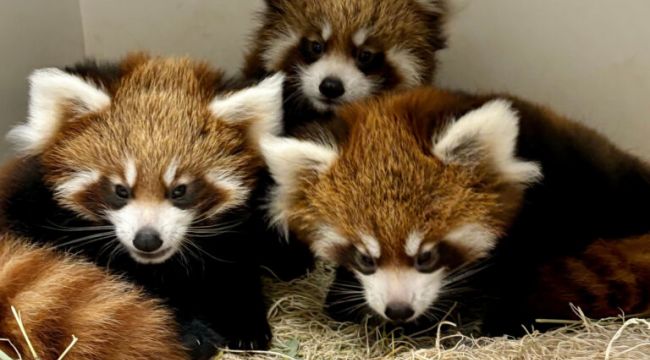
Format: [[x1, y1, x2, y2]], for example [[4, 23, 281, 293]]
[[56, 170, 100, 198], [125, 158, 137, 187], [353, 27, 370, 46], [359, 233, 381, 258], [385, 47, 424, 88], [163, 158, 179, 186], [205, 169, 251, 215], [445, 223, 498, 259], [312, 225, 349, 260], [321, 22, 333, 41], [405, 230, 424, 257]]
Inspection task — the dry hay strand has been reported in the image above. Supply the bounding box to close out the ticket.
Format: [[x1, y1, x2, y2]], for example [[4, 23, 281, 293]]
[[220, 263, 650, 360], [0, 306, 77, 360]]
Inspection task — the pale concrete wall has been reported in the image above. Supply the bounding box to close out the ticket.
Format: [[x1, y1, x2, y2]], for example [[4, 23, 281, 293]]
[[79, 0, 262, 72], [0, 0, 85, 158], [437, 0, 650, 158]]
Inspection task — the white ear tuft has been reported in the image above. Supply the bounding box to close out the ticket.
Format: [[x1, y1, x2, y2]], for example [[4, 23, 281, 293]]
[[260, 135, 338, 234], [209, 73, 285, 139], [8, 68, 110, 155], [433, 99, 542, 184]]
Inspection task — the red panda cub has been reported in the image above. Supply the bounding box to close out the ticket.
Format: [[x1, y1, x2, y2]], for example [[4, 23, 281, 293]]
[[1, 54, 284, 358], [244, 0, 448, 133], [260, 88, 650, 336], [0, 234, 186, 359], [243, 0, 448, 281]]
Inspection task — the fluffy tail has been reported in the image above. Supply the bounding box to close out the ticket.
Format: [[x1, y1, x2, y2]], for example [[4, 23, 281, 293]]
[[0, 234, 188, 360]]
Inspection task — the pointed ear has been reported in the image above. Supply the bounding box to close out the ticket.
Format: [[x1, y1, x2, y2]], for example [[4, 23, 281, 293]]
[[209, 73, 284, 140], [432, 99, 542, 184], [8, 68, 111, 155], [259, 135, 338, 233]]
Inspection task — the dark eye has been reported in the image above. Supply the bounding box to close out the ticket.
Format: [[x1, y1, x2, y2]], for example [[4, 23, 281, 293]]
[[114, 184, 130, 199], [355, 251, 377, 274], [171, 185, 187, 199], [415, 248, 439, 273], [357, 49, 375, 65], [311, 40, 324, 55]]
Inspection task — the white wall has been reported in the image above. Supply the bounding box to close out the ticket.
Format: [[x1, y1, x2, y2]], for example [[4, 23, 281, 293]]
[[79, 0, 261, 71], [438, 0, 650, 158], [0, 0, 85, 158]]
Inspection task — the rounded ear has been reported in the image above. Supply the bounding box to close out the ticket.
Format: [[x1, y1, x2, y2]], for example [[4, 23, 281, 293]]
[[259, 135, 338, 235], [209, 73, 285, 142], [432, 99, 542, 185], [8, 68, 111, 155]]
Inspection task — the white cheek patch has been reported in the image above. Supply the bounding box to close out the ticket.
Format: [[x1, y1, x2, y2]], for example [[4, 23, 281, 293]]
[[386, 47, 425, 88], [299, 54, 377, 111], [444, 223, 498, 260], [413, 0, 444, 14], [262, 28, 300, 71], [359, 233, 381, 258], [311, 225, 349, 260], [356, 267, 445, 321], [205, 170, 251, 216], [107, 202, 194, 264]]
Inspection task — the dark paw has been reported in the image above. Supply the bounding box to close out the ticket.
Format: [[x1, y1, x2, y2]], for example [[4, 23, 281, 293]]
[[226, 321, 272, 350], [181, 319, 226, 360]]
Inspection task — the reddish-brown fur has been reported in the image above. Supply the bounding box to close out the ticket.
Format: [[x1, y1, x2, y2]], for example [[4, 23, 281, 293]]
[[0, 234, 187, 359], [244, 0, 447, 84], [276, 87, 650, 323]]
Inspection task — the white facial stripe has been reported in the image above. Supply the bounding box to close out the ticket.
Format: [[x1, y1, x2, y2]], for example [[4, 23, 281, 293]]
[[386, 47, 425, 88], [321, 22, 333, 41], [124, 158, 137, 187], [299, 54, 377, 112], [205, 170, 250, 215], [108, 202, 193, 264], [359, 233, 381, 258], [405, 230, 424, 257], [311, 225, 349, 260], [163, 159, 179, 186], [445, 223, 497, 259], [357, 267, 445, 321], [56, 170, 100, 198], [262, 29, 300, 71], [352, 27, 370, 47]]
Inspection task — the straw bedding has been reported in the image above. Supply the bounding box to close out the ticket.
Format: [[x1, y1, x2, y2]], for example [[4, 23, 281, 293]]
[[221, 263, 650, 360]]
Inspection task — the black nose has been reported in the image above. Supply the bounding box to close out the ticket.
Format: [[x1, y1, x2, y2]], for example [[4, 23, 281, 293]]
[[133, 228, 163, 252], [384, 302, 415, 322], [319, 77, 345, 99]]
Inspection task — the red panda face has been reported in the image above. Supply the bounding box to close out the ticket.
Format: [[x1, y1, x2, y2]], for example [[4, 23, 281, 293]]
[[9, 55, 284, 264], [245, 0, 447, 112], [261, 89, 542, 322]]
